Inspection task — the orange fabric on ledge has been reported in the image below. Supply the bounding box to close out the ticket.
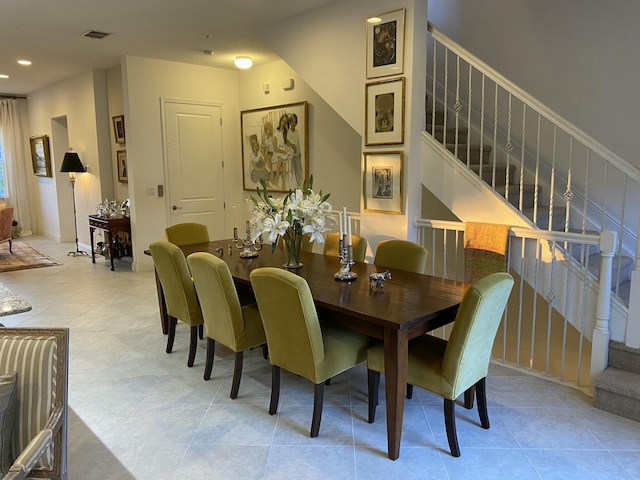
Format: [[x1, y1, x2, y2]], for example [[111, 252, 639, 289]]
[[464, 222, 510, 283]]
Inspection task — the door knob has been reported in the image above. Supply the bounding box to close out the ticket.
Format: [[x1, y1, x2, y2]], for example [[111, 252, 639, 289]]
[[172, 205, 182, 210]]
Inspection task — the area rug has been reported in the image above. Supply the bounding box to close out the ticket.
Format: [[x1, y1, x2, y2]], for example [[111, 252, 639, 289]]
[[0, 241, 60, 273]]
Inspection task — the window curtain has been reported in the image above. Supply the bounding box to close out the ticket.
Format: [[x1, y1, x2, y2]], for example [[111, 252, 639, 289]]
[[0, 99, 32, 235]]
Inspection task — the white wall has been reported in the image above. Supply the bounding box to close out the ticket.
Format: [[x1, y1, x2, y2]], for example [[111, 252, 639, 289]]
[[106, 65, 128, 204], [428, 0, 640, 169], [27, 70, 106, 247]]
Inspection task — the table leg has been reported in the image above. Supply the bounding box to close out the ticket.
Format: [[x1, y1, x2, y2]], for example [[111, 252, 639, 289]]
[[384, 328, 409, 460], [155, 269, 169, 335], [89, 227, 96, 263], [105, 231, 115, 271]]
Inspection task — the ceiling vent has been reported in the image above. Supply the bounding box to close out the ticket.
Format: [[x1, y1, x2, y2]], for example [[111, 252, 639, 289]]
[[82, 30, 112, 40]]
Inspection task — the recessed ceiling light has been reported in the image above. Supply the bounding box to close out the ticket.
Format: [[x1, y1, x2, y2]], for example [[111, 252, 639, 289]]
[[0, 74, 9, 79], [17, 59, 31, 66], [367, 16, 382, 23], [234, 56, 252, 69]]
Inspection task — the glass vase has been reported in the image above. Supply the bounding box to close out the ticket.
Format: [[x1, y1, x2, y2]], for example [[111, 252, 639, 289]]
[[282, 233, 303, 269]]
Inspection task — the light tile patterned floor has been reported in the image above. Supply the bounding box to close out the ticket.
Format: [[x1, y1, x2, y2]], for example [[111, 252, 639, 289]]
[[2, 236, 639, 480]]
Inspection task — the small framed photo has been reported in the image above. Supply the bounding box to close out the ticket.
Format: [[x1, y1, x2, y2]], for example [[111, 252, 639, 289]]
[[117, 150, 128, 183], [240, 101, 308, 192], [365, 77, 405, 146], [366, 8, 405, 79], [29, 135, 52, 177], [363, 151, 403, 214], [112, 115, 126, 143]]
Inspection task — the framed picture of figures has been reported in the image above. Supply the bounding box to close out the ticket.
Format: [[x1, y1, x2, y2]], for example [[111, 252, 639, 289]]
[[112, 115, 126, 143], [241, 101, 308, 192], [30, 135, 52, 177], [365, 77, 405, 146], [363, 151, 403, 214], [366, 8, 405, 79], [117, 150, 128, 183]]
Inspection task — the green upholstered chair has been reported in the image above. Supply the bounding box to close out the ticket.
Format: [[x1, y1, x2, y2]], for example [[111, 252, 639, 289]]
[[165, 222, 210, 246], [323, 232, 368, 262], [187, 252, 267, 398], [149, 240, 204, 367], [366, 272, 514, 457], [373, 239, 428, 274], [249, 267, 370, 437]]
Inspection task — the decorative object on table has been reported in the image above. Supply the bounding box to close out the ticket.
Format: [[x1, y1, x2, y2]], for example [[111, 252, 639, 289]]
[[120, 199, 131, 217], [366, 8, 405, 79], [334, 207, 358, 281], [112, 115, 126, 143], [363, 151, 403, 214], [231, 199, 263, 258], [60, 150, 89, 257], [116, 150, 128, 182], [365, 77, 405, 146], [29, 134, 52, 177], [464, 222, 510, 283], [251, 176, 333, 269], [0, 281, 32, 316], [96, 198, 124, 218], [369, 271, 391, 290], [241, 101, 308, 192], [0, 242, 59, 272]]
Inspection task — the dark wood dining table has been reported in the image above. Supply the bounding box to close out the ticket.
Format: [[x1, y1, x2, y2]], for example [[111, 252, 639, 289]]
[[151, 238, 470, 460]]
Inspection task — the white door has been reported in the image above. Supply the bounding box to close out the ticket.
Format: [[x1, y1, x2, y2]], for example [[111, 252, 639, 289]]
[[163, 101, 225, 239]]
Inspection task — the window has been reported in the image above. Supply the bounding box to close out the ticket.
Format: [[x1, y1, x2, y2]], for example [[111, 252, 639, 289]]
[[0, 140, 4, 198]]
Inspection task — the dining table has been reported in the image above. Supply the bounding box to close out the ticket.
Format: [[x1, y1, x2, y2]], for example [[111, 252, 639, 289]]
[[150, 238, 470, 460]]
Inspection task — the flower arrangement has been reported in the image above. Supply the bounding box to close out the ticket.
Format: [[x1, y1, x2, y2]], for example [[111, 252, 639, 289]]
[[251, 176, 333, 267]]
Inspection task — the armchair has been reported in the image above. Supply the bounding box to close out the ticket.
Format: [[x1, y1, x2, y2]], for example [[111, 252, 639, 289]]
[[0, 327, 68, 479], [0, 207, 14, 253]]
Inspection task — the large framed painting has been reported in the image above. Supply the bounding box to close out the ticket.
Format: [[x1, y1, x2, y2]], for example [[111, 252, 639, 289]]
[[366, 8, 405, 79], [30, 135, 52, 177], [241, 101, 308, 192], [365, 77, 405, 146], [363, 151, 403, 214]]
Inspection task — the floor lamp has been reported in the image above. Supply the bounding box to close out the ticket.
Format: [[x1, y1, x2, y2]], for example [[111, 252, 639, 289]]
[[60, 151, 89, 257]]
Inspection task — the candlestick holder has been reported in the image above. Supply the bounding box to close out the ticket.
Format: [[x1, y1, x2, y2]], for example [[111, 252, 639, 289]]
[[334, 234, 358, 281], [233, 221, 262, 258]]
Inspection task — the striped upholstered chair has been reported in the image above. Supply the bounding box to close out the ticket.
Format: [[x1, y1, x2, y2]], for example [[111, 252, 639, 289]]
[[0, 328, 69, 480]]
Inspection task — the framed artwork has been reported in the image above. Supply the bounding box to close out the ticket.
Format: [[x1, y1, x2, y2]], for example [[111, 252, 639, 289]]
[[366, 8, 405, 79], [29, 135, 52, 177], [112, 115, 126, 143], [240, 101, 308, 192], [117, 150, 128, 183], [363, 151, 403, 214], [365, 77, 405, 146]]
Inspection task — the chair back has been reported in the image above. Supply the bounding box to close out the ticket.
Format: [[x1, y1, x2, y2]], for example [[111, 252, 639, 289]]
[[165, 222, 210, 246], [442, 272, 514, 396], [323, 233, 368, 262], [250, 267, 323, 380], [187, 252, 245, 349], [373, 239, 428, 274], [0, 328, 68, 478], [0, 207, 13, 243], [149, 240, 203, 326]]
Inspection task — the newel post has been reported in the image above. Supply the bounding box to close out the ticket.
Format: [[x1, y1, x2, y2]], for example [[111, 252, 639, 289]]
[[591, 230, 617, 385], [625, 221, 640, 349]]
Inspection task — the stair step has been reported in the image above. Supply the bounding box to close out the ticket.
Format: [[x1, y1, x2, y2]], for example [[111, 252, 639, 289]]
[[522, 206, 567, 231], [426, 125, 469, 143], [594, 367, 640, 422], [496, 184, 540, 211], [587, 253, 634, 285], [608, 341, 640, 374], [447, 144, 493, 163]]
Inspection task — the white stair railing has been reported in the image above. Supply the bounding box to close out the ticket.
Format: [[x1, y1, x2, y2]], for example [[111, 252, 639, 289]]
[[416, 218, 616, 389]]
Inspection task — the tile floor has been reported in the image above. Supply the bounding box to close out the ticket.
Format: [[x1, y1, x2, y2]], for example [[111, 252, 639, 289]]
[[2, 236, 639, 480]]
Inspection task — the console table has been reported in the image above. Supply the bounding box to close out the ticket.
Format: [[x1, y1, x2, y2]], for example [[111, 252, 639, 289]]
[[88, 215, 132, 271]]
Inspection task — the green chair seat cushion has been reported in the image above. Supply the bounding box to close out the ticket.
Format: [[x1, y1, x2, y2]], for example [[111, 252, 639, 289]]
[[0, 371, 18, 475], [315, 323, 370, 384]]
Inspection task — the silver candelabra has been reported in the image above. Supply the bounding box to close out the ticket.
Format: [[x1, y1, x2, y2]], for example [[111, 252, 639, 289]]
[[334, 234, 358, 281], [233, 221, 262, 258]]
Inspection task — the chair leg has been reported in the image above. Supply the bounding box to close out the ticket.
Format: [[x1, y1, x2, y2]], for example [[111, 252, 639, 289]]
[[269, 365, 281, 415], [203, 338, 216, 380], [476, 377, 490, 429], [230, 351, 244, 399], [262, 343, 268, 359], [444, 399, 461, 457], [166, 316, 178, 353], [464, 385, 475, 409], [198, 324, 204, 340], [325, 378, 331, 385], [187, 325, 198, 367], [8, 239, 11, 253], [311, 382, 325, 438], [367, 369, 380, 423], [406, 384, 414, 399]]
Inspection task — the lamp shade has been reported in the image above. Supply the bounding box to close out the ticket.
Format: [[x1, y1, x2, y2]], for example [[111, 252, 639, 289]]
[[60, 152, 85, 173]]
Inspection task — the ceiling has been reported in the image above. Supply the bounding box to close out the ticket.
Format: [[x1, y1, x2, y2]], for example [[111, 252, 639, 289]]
[[0, 0, 340, 96]]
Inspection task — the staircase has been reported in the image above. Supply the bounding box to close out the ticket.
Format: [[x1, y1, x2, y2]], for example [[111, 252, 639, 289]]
[[594, 342, 640, 422]]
